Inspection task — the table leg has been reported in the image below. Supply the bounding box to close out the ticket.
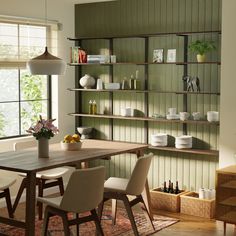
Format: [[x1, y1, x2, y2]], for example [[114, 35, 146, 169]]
[[25, 172, 36, 236], [137, 150, 153, 220]]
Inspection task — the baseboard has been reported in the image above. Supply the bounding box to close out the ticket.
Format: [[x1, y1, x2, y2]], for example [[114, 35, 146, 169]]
[[0, 183, 68, 209]]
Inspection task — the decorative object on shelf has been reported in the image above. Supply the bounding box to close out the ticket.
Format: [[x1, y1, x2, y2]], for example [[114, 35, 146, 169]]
[[192, 112, 201, 120], [207, 111, 219, 122], [151, 133, 168, 147], [96, 78, 103, 90], [61, 134, 82, 151], [87, 55, 110, 63], [134, 70, 141, 90], [152, 113, 165, 119], [167, 49, 176, 62], [121, 77, 129, 90], [27, 0, 66, 75], [153, 49, 164, 63], [179, 112, 190, 121], [104, 82, 120, 90], [70, 47, 87, 63], [92, 100, 97, 114], [175, 135, 192, 149], [89, 100, 93, 114], [167, 107, 180, 120], [110, 55, 116, 63], [183, 75, 200, 92], [79, 74, 95, 89], [77, 127, 93, 139], [188, 40, 216, 62], [121, 107, 135, 117], [26, 115, 59, 158], [129, 74, 135, 89]]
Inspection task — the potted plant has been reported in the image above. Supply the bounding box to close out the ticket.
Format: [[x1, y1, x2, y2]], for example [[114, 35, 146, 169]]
[[188, 40, 216, 62]]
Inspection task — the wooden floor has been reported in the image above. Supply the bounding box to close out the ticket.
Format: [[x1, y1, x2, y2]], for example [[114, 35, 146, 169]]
[[0, 201, 236, 236]]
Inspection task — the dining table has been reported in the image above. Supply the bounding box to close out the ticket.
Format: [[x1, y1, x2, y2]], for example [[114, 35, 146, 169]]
[[0, 139, 152, 236]]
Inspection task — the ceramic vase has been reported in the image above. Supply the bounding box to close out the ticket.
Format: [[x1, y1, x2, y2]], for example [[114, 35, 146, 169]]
[[38, 137, 49, 158], [79, 74, 95, 89]]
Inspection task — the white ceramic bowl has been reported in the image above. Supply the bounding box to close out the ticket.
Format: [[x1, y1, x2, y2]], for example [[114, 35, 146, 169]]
[[175, 135, 192, 145], [60, 141, 82, 151], [175, 143, 192, 149], [77, 127, 93, 135], [151, 133, 168, 142]]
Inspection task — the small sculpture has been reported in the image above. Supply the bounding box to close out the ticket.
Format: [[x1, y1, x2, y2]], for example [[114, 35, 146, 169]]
[[182, 75, 200, 92]]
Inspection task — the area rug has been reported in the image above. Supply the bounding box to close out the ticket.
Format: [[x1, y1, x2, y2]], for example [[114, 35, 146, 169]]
[[0, 207, 178, 235]]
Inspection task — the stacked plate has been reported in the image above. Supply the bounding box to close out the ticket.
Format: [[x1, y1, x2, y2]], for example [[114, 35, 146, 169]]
[[166, 114, 180, 120], [175, 135, 192, 149], [151, 133, 168, 146]]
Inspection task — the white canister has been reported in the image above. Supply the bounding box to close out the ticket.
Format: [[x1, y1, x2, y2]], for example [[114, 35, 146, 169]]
[[96, 78, 103, 90], [207, 111, 219, 122], [199, 188, 205, 199]]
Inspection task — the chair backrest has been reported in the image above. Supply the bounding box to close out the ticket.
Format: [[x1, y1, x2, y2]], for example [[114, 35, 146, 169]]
[[60, 166, 105, 213], [126, 153, 153, 195], [13, 140, 36, 151]]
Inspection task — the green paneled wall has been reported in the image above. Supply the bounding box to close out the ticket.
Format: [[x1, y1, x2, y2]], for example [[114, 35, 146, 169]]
[[74, 0, 221, 191]]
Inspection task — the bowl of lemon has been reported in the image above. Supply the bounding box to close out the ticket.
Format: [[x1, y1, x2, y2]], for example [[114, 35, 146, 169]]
[[61, 134, 82, 151]]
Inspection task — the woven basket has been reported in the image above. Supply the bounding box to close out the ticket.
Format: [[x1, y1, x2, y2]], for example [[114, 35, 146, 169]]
[[150, 187, 187, 212], [180, 192, 215, 219]]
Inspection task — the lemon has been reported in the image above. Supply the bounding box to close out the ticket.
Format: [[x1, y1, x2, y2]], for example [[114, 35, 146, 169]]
[[72, 134, 81, 142], [64, 134, 73, 142], [70, 139, 77, 143]]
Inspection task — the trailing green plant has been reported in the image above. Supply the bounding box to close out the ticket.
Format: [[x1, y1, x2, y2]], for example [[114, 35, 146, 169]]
[[188, 40, 216, 55]]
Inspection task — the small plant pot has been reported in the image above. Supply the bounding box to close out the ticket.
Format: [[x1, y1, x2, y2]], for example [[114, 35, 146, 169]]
[[197, 54, 206, 62]]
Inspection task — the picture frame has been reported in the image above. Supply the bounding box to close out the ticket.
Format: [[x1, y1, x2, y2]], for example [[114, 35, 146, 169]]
[[153, 49, 164, 63], [167, 49, 176, 62]]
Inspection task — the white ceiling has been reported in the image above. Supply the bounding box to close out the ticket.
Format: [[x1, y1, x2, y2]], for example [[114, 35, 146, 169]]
[[65, 0, 116, 4]]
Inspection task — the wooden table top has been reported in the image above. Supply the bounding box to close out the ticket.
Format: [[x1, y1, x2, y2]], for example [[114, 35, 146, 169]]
[[0, 139, 148, 173]]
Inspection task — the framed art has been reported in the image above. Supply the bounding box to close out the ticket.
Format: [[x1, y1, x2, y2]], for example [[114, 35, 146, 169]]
[[167, 49, 176, 62], [153, 49, 164, 63]]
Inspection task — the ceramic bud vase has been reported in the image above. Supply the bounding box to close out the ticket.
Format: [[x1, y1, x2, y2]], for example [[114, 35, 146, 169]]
[[38, 137, 49, 158]]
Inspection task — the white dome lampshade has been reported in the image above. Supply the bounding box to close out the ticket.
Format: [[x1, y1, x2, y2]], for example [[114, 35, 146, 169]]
[[27, 47, 66, 75]]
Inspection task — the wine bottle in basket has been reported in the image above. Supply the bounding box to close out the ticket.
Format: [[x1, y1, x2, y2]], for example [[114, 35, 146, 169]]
[[163, 181, 168, 192], [175, 181, 180, 194]]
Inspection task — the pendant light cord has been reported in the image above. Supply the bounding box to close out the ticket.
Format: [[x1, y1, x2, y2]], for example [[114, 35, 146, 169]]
[[45, 0, 47, 27]]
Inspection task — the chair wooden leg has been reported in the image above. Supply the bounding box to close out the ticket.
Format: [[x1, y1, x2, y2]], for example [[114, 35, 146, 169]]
[[139, 195, 155, 231], [4, 188, 14, 218], [42, 206, 52, 236], [61, 212, 71, 236], [122, 195, 139, 236], [38, 179, 44, 220], [12, 178, 27, 213], [112, 199, 117, 225], [91, 209, 104, 236], [97, 201, 104, 221], [58, 177, 64, 195]]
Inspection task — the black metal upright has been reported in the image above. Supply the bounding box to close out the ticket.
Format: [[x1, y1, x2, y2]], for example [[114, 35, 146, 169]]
[[109, 38, 114, 140]]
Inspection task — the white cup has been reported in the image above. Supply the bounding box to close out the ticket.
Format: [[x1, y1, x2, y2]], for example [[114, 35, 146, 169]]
[[207, 111, 219, 122], [96, 79, 103, 90], [168, 108, 177, 115], [110, 55, 117, 63], [179, 112, 190, 121], [192, 112, 201, 120]]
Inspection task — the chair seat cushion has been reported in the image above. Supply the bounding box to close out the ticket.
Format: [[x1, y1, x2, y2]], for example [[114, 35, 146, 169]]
[[104, 177, 129, 193], [0, 177, 16, 191], [37, 196, 63, 209], [18, 167, 69, 179]]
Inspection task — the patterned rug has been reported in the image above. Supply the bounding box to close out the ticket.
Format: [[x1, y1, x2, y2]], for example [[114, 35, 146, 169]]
[[0, 207, 178, 235]]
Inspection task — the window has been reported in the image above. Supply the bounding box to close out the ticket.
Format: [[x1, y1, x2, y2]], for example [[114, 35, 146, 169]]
[[0, 20, 52, 139]]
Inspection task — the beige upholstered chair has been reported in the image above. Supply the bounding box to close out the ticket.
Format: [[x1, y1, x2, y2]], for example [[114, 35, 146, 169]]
[[12, 140, 69, 219], [0, 176, 16, 218], [98, 153, 154, 236], [38, 166, 105, 236]]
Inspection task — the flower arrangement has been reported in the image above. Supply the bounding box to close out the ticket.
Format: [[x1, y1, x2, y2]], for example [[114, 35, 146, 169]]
[[26, 115, 59, 140]]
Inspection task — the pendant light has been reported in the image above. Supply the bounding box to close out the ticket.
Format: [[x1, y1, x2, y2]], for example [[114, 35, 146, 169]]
[[27, 0, 66, 75]]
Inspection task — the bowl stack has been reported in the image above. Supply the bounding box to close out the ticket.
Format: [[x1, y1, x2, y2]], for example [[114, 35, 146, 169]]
[[175, 135, 192, 149], [151, 133, 168, 146]]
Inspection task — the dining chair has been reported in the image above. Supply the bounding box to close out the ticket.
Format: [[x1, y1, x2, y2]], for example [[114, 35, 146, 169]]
[[0, 176, 16, 218], [12, 140, 69, 220], [98, 153, 155, 236], [38, 166, 105, 236]]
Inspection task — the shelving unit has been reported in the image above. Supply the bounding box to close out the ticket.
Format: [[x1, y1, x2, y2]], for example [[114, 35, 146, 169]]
[[68, 30, 220, 157], [216, 166, 236, 234]]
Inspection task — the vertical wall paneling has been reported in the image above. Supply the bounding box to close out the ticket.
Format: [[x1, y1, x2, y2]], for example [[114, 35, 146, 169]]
[[74, 0, 221, 191]]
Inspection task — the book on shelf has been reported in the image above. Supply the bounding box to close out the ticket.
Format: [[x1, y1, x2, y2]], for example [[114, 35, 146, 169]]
[[70, 46, 87, 63]]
